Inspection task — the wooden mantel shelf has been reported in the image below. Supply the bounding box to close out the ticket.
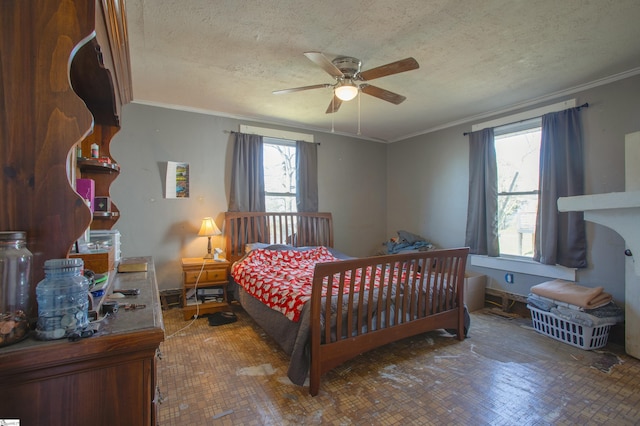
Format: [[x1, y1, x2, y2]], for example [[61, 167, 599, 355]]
[[560, 133, 640, 360], [558, 190, 640, 276]]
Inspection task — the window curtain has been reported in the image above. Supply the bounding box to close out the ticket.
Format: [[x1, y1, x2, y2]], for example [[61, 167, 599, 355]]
[[465, 128, 500, 256], [228, 132, 265, 212], [295, 140, 318, 212], [534, 108, 587, 268]]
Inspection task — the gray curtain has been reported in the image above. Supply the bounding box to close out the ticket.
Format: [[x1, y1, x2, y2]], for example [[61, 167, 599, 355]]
[[228, 132, 265, 212], [534, 108, 587, 268], [465, 128, 499, 256], [296, 140, 318, 212]]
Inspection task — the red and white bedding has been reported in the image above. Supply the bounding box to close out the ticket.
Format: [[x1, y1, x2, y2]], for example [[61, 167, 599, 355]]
[[232, 247, 340, 321], [231, 246, 414, 322]]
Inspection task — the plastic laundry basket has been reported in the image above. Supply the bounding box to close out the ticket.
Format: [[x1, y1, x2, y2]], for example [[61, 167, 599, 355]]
[[527, 305, 615, 350]]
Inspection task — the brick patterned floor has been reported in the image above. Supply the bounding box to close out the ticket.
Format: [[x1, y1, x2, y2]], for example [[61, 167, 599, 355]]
[[157, 306, 640, 425]]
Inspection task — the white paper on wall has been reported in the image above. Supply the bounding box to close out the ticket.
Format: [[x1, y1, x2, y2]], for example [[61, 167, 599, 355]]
[[166, 161, 189, 198]]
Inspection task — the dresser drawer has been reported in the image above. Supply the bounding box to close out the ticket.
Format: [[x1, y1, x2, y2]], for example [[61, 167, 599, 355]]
[[184, 268, 227, 284]]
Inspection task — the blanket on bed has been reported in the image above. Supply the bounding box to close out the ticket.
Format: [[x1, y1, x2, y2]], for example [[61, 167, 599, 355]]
[[232, 246, 410, 322], [232, 247, 341, 321], [530, 279, 612, 309]]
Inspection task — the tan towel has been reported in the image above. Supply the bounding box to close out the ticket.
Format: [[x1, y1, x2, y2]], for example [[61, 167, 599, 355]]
[[530, 279, 612, 309]]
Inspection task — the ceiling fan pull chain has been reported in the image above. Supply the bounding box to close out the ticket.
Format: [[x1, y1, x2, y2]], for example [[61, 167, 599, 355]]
[[331, 96, 335, 133], [357, 91, 361, 135]]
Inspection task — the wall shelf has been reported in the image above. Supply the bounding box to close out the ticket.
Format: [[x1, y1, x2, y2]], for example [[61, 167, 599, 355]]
[[93, 211, 120, 219], [77, 158, 120, 173], [558, 189, 640, 360], [77, 156, 121, 230]]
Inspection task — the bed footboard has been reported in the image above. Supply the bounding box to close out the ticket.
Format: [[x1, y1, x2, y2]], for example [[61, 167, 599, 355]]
[[308, 247, 469, 396]]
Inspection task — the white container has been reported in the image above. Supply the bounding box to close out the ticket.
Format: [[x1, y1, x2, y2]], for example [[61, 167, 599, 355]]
[[90, 229, 121, 263], [527, 305, 614, 350]]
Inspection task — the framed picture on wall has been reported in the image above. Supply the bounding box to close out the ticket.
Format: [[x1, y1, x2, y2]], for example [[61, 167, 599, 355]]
[[165, 161, 190, 198]]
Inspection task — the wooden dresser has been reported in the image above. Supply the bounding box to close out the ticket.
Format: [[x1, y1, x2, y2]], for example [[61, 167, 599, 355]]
[[0, 258, 165, 426]]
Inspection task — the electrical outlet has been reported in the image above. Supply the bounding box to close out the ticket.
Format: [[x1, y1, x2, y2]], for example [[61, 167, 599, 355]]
[[505, 273, 514, 284]]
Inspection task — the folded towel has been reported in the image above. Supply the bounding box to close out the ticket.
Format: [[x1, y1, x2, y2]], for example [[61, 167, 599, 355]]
[[551, 306, 622, 327], [528, 293, 588, 311], [586, 301, 624, 320], [530, 279, 612, 309], [551, 306, 596, 327], [526, 293, 557, 312]]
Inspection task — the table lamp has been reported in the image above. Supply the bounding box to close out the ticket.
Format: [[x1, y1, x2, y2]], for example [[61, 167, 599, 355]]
[[198, 217, 221, 259]]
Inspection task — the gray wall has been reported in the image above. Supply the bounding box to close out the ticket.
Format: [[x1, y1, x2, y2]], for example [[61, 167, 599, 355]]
[[110, 74, 639, 300], [387, 74, 640, 303], [110, 104, 388, 290]]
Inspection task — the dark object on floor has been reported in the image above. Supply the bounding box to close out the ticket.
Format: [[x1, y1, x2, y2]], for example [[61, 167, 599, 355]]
[[446, 305, 471, 337], [208, 311, 237, 326], [160, 289, 183, 310]]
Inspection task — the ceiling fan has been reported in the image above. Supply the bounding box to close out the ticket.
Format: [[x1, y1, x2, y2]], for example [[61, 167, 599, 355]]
[[273, 52, 419, 114]]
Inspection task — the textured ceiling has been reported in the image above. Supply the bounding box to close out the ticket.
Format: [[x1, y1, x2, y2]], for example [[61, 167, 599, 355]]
[[126, 0, 640, 142]]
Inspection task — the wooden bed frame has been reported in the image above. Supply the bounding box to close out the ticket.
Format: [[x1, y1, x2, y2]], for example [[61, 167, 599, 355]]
[[225, 212, 334, 263], [225, 211, 468, 396]]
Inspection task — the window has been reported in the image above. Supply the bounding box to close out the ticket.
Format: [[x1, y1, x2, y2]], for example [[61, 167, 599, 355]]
[[469, 99, 578, 280], [263, 137, 297, 212], [494, 118, 541, 258]]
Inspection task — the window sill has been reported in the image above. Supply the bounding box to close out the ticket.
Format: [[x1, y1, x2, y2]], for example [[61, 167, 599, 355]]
[[470, 255, 576, 281]]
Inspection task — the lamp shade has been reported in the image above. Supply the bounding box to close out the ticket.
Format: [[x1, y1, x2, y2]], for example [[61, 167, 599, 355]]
[[198, 217, 221, 237], [334, 82, 358, 101]]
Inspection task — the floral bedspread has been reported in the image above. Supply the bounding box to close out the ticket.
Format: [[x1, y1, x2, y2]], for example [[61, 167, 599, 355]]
[[232, 246, 371, 321], [231, 247, 341, 321], [232, 246, 412, 322]]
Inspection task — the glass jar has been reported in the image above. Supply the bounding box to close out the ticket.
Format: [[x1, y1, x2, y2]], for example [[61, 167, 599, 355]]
[[35, 258, 90, 340], [0, 231, 33, 347]]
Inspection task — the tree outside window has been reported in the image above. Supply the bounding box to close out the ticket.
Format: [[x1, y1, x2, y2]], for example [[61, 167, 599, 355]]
[[495, 122, 541, 257], [264, 138, 297, 212]]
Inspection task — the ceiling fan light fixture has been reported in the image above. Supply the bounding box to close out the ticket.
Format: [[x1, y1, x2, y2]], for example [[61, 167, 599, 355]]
[[334, 81, 358, 101]]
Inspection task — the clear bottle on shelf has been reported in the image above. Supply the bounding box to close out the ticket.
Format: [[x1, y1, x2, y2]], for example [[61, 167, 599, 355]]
[[0, 231, 33, 347], [35, 258, 90, 340]]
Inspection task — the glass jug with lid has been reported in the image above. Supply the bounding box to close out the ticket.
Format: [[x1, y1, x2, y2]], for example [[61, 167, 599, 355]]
[[35, 258, 90, 340], [0, 231, 33, 347]]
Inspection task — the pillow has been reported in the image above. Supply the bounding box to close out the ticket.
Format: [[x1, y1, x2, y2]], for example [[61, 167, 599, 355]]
[[263, 244, 297, 251], [244, 242, 272, 254]]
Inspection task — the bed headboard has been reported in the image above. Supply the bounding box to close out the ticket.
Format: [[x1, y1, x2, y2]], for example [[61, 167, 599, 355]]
[[224, 212, 334, 263]]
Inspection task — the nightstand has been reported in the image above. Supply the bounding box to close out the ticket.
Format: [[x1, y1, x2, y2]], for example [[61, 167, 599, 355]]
[[181, 258, 230, 320]]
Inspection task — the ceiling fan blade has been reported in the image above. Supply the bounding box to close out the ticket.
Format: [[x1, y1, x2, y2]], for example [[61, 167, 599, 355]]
[[273, 83, 331, 95], [358, 57, 419, 81], [304, 51, 344, 78], [360, 84, 406, 105], [325, 95, 342, 114]]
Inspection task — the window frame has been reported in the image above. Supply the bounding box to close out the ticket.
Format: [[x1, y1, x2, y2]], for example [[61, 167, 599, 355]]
[[469, 100, 578, 280]]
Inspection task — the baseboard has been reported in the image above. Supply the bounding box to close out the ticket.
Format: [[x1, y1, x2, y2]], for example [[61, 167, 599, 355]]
[[484, 287, 530, 317]]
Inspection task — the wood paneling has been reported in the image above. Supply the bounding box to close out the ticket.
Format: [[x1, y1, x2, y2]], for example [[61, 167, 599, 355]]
[[1, 1, 95, 283], [0, 0, 131, 280]]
